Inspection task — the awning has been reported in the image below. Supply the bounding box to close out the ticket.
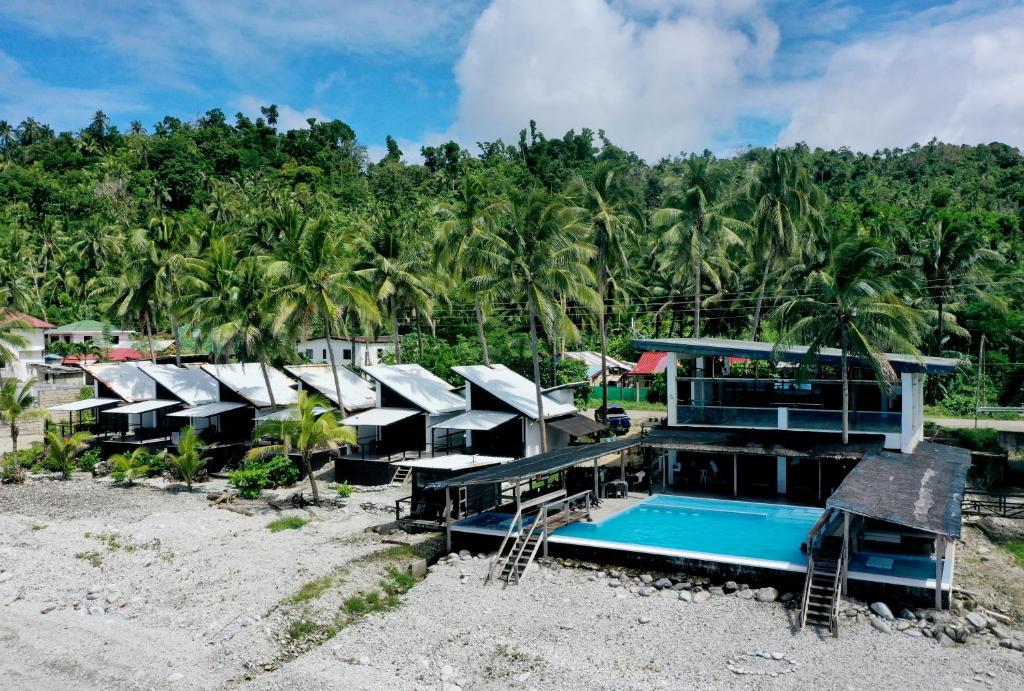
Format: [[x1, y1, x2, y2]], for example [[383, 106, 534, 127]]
[[546, 413, 606, 437], [102, 399, 181, 415], [431, 410, 518, 431], [48, 397, 120, 412], [167, 402, 248, 419], [425, 438, 642, 489], [341, 407, 420, 427], [826, 442, 971, 538]]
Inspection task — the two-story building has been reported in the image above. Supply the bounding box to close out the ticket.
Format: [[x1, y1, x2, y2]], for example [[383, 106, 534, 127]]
[[0, 310, 53, 381], [296, 336, 396, 368], [45, 320, 136, 349]]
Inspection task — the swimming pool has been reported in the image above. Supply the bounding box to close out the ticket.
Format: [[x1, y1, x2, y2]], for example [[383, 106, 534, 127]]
[[551, 495, 823, 570]]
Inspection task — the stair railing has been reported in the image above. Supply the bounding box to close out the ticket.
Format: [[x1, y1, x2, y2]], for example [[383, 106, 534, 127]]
[[830, 536, 847, 637], [486, 505, 523, 584]]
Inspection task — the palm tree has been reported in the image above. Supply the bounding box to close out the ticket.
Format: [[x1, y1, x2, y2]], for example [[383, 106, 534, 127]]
[[0, 313, 28, 382], [434, 175, 510, 364], [44, 430, 92, 480], [0, 379, 46, 454], [569, 161, 640, 414], [501, 189, 600, 452], [915, 216, 1002, 355], [653, 155, 745, 338], [246, 391, 355, 504], [748, 150, 825, 340], [165, 426, 207, 489], [773, 228, 926, 444], [91, 226, 161, 363], [109, 447, 150, 486], [268, 206, 378, 407]]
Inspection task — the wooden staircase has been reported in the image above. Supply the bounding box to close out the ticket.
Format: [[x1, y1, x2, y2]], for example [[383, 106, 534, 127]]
[[801, 540, 843, 636], [390, 466, 411, 486]]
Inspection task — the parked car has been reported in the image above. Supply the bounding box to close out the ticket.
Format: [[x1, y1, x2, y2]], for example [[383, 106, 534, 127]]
[[595, 404, 631, 434]]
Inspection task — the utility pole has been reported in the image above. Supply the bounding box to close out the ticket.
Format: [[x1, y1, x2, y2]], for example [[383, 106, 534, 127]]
[[974, 335, 986, 429]]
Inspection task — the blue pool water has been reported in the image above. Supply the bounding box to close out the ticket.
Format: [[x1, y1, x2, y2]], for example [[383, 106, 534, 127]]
[[554, 495, 823, 566]]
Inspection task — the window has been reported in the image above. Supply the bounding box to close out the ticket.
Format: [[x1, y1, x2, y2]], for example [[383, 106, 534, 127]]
[[304, 349, 313, 359], [84, 336, 92, 343], [343, 349, 352, 360], [111, 335, 120, 344], [376, 348, 383, 358], [322, 349, 327, 360]]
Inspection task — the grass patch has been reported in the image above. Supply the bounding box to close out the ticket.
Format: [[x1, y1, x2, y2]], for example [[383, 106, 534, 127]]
[[75, 551, 103, 567], [587, 397, 667, 412], [267, 516, 310, 533], [291, 577, 332, 604], [1001, 541, 1024, 568], [83, 531, 173, 561], [287, 619, 319, 640], [365, 543, 418, 562], [31, 523, 46, 531]]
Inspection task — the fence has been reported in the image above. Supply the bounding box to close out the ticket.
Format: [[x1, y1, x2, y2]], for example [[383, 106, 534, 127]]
[[592, 385, 650, 403], [962, 490, 1024, 519]]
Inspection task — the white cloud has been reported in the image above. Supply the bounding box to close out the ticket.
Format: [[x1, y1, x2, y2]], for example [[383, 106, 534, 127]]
[[776, 6, 1024, 151], [0, 50, 141, 132], [452, 0, 779, 160]]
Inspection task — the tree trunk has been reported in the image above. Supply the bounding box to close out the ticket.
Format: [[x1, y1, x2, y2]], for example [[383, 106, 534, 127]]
[[474, 301, 490, 366], [751, 245, 776, 341], [10, 422, 17, 454], [302, 452, 320, 505], [144, 311, 157, 364], [324, 318, 344, 410], [528, 301, 548, 453], [598, 260, 609, 415], [390, 296, 401, 365], [170, 312, 182, 367], [260, 357, 278, 408], [841, 326, 849, 445]]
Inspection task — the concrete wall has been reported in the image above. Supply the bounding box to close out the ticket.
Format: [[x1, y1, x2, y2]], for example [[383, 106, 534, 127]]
[[298, 338, 395, 367]]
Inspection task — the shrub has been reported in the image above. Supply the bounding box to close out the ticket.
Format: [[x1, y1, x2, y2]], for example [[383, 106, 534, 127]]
[[336, 480, 353, 498], [142, 450, 168, 478], [77, 448, 102, 473], [260, 455, 299, 488], [166, 427, 208, 489], [229, 465, 269, 499], [109, 448, 152, 486], [1, 455, 27, 484]]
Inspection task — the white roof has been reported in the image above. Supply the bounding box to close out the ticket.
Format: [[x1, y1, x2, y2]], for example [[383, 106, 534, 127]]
[[200, 363, 298, 407], [166, 401, 248, 418], [341, 407, 420, 427], [362, 364, 464, 414], [396, 454, 514, 472], [284, 364, 375, 410], [49, 397, 120, 412], [81, 362, 156, 403], [254, 406, 331, 422], [562, 351, 635, 371], [102, 399, 181, 415], [452, 364, 577, 420], [139, 364, 220, 406], [431, 409, 518, 431]]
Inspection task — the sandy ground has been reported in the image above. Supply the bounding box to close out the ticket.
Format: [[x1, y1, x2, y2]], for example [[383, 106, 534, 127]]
[[2, 476, 1023, 690]]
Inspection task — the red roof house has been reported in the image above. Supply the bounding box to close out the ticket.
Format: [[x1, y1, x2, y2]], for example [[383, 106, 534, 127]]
[[0, 309, 54, 330], [627, 351, 668, 376], [64, 348, 147, 364]]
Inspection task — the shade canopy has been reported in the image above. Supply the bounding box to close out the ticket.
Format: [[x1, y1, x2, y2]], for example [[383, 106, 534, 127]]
[[103, 399, 180, 415], [397, 454, 514, 472], [49, 397, 120, 412], [431, 409, 518, 431], [362, 364, 464, 415], [341, 407, 420, 427], [140, 364, 220, 406], [200, 363, 298, 407], [546, 413, 607, 437], [81, 362, 156, 402], [284, 364, 375, 410], [166, 402, 248, 419], [452, 364, 577, 420]]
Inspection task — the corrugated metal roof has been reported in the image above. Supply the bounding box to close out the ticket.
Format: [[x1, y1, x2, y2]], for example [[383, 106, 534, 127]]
[[1, 309, 54, 329], [397, 454, 514, 472], [453, 364, 577, 420], [632, 337, 963, 375], [48, 397, 121, 412], [341, 407, 421, 427], [644, 426, 880, 459], [425, 438, 642, 489], [546, 413, 607, 437], [627, 351, 668, 376], [82, 362, 156, 402], [562, 351, 635, 372], [826, 442, 971, 538], [46, 319, 133, 334], [102, 399, 181, 415], [284, 364, 375, 411], [140, 364, 220, 406], [200, 363, 298, 408], [362, 364, 464, 414], [166, 402, 248, 418], [431, 409, 519, 431]]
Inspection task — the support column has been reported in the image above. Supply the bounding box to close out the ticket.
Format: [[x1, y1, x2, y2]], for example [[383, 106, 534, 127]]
[[733, 454, 738, 497], [776, 456, 787, 495], [444, 487, 452, 552], [841, 511, 850, 595], [667, 352, 678, 426], [817, 461, 823, 502], [593, 458, 599, 500], [935, 534, 945, 610]]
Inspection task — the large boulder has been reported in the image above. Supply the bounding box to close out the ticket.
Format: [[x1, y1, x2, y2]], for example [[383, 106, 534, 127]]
[[754, 587, 779, 603], [870, 602, 895, 621]]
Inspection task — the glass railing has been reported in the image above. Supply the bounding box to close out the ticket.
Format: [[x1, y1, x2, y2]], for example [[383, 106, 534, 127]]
[[675, 404, 901, 433]]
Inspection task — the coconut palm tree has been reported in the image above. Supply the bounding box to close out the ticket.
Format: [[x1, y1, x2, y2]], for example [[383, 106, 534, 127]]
[[91, 226, 161, 363], [0, 313, 28, 382], [0, 379, 46, 454], [773, 227, 926, 444], [653, 155, 745, 338], [434, 175, 510, 365], [500, 189, 600, 452], [44, 429, 92, 480], [748, 150, 825, 340], [165, 426, 207, 489], [569, 161, 640, 414], [246, 391, 355, 504], [268, 205, 378, 407], [915, 215, 1003, 355], [108, 447, 150, 486]]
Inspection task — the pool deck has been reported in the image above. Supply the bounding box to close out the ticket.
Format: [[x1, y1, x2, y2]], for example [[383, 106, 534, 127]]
[[449, 493, 954, 591]]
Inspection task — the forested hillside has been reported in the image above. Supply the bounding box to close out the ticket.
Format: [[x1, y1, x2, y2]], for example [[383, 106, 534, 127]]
[[0, 109, 1022, 409]]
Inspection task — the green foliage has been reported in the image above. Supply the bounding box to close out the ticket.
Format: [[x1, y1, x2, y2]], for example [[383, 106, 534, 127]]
[[229, 464, 269, 499], [266, 515, 310, 532], [1, 455, 27, 484], [287, 620, 318, 640], [943, 427, 1002, 453], [335, 480, 353, 498], [1001, 542, 1024, 568], [259, 455, 299, 488], [165, 426, 208, 489], [77, 447, 102, 473], [290, 576, 332, 603], [43, 430, 92, 480], [109, 448, 154, 485], [75, 551, 103, 567], [646, 372, 667, 404]]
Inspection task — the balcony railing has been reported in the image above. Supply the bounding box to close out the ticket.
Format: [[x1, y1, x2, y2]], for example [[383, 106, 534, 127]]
[[675, 404, 900, 434]]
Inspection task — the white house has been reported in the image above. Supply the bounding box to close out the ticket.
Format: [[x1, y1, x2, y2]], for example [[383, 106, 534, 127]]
[[0, 310, 54, 381], [297, 336, 396, 368], [45, 320, 135, 348]]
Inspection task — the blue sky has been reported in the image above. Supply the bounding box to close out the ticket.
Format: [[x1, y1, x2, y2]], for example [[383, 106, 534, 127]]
[[1, 1, 1022, 161]]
